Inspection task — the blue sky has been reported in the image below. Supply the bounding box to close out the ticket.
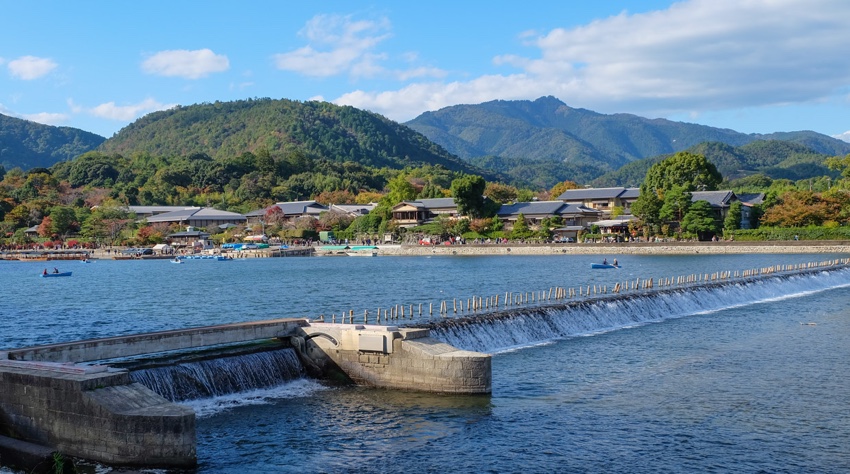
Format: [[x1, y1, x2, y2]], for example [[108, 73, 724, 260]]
[[2, 0, 849, 143]]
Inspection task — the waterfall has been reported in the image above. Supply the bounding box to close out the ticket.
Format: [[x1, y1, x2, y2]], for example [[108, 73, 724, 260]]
[[427, 268, 850, 354], [130, 348, 305, 402]]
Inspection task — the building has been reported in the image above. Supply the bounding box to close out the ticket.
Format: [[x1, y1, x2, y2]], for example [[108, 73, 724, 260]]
[[391, 198, 458, 228], [497, 201, 602, 232], [144, 207, 247, 229], [245, 201, 328, 224], [556, 187, 640, 216]]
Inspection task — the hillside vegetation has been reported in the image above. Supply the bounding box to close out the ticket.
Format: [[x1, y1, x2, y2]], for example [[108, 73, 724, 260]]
[[99, 98, 483, 175], [592, 140, 840, 187], [0, 114, 105, 171]]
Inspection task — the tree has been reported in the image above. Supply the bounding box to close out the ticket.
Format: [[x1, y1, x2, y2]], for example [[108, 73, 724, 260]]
[[509, 213, 534, 240], [682, 200, 720, 239], [724, 201, 743, 231], [548, 180, 580, 200], [484, 182, 518, 204], [659, 185, 693, 223], [451, 175, 487, 218], [383, 174, 417, 206], [644, 152, 722, 193], [631, 185, 663, 226], [48, 206, 78, 237]]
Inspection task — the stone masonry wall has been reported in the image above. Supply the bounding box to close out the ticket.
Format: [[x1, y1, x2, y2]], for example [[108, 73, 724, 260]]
[[331, 336, 491, 394], [0, 365, 196, 468]]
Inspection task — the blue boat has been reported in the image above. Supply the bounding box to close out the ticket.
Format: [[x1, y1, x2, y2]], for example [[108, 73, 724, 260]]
[[590, 263, 620, 269], [41, 271, 72, 277]]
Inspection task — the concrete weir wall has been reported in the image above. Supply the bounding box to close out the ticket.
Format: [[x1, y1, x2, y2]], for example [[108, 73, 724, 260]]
[[0, 319, 488, 471], [0, 359, 195, 469], [293, 323, 491, 394]]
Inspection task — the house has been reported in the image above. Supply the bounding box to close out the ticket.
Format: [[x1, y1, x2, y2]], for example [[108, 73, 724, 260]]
[[556, 187, 640, 216], [497, 201, 602, 231], [590, 215, 638, 238], [329, 203, 376, 217], [124, 206, 199, 219], [391, 198, 458, 228], [735, 193, 765, 230], [245, 201, 328, 224], [690, 190, 737, 223], [166, 226, 213, 250], [144, 207, 248, 229]]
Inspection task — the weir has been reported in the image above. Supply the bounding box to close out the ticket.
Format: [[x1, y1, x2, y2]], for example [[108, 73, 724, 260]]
[[0, 320, 490, 471], [2, 259, 848, 472]]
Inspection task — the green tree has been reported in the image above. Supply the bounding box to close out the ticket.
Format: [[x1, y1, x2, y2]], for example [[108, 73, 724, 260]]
[[644, 152, 722, 193], [451, 175, 487, 218], [48, 206, 78, 237], [509, 213, 534, 239], [724, 201, 743, 231], [659, 185, 693, 223], [682, 200, 720, 239], [631, 185, 663, 226]]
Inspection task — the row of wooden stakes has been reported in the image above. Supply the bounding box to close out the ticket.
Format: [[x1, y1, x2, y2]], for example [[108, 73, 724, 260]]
[[316, 258, 850, 325]]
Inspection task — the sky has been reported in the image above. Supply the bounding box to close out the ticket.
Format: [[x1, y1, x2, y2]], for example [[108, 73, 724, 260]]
[[2, 0, 850, 143]]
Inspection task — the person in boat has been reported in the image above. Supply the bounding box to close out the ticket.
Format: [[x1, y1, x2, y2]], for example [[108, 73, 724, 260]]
[[53, 267, 59, 273], [43, 268, 48, 276], [603, 258, 608, 265], [613, 258, 618, 266]]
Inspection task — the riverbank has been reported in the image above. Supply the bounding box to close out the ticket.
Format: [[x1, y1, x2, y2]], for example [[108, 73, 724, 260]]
[[374, 241, 850, 256]]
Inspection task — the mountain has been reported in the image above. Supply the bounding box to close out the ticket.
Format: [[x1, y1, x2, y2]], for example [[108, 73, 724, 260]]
[[405, 96, 850, 186], [0, 114, 105, 171], [98, 98, 490, 177], [592, 140, 840, 187]]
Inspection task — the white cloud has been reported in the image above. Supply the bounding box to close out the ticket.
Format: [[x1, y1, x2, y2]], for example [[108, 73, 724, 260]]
[[142, 49, 229, 79], [7, 55, 58, 80], [0, 103, 67, 126], [834, 131, 850, 143], [335, 0, 850, 123], [89, 98, 177, 121], [22, 111, 68, 126], [273, 14, 444, 81], [274, 14, 392, 78]]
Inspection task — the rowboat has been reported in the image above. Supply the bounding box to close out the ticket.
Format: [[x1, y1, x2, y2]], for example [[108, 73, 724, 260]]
[[590, 263, 620, 269], [41, 271, 72, 277]]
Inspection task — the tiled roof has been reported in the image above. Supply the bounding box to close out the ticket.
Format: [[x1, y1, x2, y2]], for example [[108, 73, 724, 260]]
[[146, 207, 246, 223], [497, 201, 601, 217], [557, 187, 635, 201], [691, 191, 735, 207]]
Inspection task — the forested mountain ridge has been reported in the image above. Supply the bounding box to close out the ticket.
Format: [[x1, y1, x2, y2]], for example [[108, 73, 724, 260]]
[[405, 96, 850, 186], [0, 113, 105, 171], [98, 98, 484, 176], [592, 140, 841, 187]]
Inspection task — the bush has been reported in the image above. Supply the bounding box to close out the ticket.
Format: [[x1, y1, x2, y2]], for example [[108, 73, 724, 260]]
[[729, 226, 850, 241]]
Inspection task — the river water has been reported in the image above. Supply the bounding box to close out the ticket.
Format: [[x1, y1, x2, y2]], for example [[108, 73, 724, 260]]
[[2, 252, 850, 473]]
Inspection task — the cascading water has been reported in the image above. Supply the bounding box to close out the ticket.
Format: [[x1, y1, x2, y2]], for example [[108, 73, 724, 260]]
[[130, 348, 305, 402], [427, 268, 850, 354]]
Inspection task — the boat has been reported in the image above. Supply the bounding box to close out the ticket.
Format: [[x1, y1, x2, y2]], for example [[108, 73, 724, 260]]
[[346, 245, 378, 257], [216, 255, 233, 261], [346, 250, 377, 257], [590, 263, 620, 269], [40, 271, 72, 277], [171, 258, 183, 264]]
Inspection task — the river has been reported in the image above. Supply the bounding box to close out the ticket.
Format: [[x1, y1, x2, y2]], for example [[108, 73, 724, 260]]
[[2, 252, 849, 473]]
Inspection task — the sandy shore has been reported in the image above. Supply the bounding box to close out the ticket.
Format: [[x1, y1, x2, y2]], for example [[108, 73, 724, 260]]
[[374, 241, 850, 256]]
